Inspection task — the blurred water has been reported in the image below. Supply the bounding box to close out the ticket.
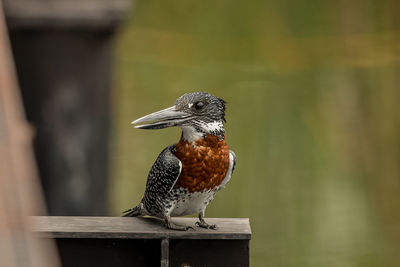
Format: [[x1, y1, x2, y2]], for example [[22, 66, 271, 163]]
[[111, 1, 400, 266]]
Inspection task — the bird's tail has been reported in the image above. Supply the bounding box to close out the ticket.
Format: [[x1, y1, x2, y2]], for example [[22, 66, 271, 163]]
[[122, 203, 143, 217]]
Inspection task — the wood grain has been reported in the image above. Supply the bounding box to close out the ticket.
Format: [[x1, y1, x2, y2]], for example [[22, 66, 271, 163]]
[[30, 216, 252, 240]]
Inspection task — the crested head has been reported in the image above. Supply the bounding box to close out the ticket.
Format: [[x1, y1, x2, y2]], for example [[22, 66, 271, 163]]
[[175, 92, 227, 142], [131, 92, 227, 142], [174, 92, 226, 123]]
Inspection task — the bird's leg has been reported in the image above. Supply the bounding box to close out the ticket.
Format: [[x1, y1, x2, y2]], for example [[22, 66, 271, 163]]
[[196, 210, 217, 229], [164, 216, 194, 231]]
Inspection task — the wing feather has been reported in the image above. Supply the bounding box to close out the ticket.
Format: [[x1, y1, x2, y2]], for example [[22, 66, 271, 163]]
[[217, 150, 236, 190], [144, 145, 182, 199]]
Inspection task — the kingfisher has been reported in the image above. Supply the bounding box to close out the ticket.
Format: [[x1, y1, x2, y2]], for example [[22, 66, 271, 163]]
[[123, 92, 236, 231]]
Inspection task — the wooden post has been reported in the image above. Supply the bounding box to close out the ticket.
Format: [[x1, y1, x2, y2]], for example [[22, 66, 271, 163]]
[[3, 0, 130, 215], [31, 216, 252, 267], [0, 1, 59, 266], [161, 238, 170, 267]]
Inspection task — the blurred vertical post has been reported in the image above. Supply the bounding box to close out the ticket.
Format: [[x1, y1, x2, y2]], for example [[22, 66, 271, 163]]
[[3, 0, 130, 215], [0, 1, 59, 266]]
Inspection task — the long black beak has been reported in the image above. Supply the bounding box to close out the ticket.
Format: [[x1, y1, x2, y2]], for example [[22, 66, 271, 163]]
[[131, 106, 192, 129]]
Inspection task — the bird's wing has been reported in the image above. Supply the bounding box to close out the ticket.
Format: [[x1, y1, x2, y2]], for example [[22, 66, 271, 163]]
[[144, 145, 182, 198], [217, 150, 236, 190]]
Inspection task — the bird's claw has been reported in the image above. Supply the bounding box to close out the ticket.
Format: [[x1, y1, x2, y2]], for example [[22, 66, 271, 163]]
[[196, 221, 217, 230], [165, 222, 195, 231]]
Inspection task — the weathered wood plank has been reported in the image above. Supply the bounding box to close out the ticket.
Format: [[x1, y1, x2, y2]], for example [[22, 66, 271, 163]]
[[30, 216, 252, 240], [0, 2, 60, 266]]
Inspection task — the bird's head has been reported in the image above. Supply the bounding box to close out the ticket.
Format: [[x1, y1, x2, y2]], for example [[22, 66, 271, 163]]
[[131, 92, 226, 141]]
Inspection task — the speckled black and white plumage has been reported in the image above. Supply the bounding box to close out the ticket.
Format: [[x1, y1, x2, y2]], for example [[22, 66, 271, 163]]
[[141, 145, 182, 216], [123, 92, 236, 230], [123, 144, 236, 218]]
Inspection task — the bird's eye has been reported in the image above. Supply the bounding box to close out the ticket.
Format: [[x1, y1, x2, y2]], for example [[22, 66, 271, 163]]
[[194, 101, 204, 110]]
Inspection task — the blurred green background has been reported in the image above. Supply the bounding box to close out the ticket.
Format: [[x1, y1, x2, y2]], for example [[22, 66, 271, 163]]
[[110, 1, 400, 266]]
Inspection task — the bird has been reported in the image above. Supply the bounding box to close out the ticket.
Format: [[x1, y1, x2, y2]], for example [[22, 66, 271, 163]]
[[123, 92, 236, 231]]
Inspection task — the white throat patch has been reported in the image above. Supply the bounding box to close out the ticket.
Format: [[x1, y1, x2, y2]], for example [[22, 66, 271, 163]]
[[180, 121, 224, 143], [181, 126, 204, 143], [200, 121, 223, 132]]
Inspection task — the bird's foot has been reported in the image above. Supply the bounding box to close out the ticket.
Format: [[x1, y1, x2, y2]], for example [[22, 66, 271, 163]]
[[164, 218, 194, 231], [196, 219, 217, 230]]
